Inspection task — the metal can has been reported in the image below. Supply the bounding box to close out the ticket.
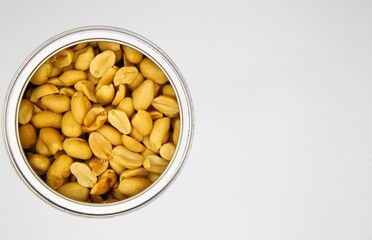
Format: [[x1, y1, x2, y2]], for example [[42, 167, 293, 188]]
[[4, 26, 194, 216]]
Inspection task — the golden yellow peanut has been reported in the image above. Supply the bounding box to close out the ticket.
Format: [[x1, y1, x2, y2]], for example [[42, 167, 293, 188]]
[[71, 92, 92, 124], [147, 173, 160, 183], [141, 148, 158, 158], [72, 42, 88, 51], [142, 136, 159, 153], [128, 71, 144, 91], [50, 66, 63, 78], [131, 109, 153, 136], [172, 117, 180, 146], [132, 79, 155, 110], [110, 158, 126, 176], [162, 130, 170, 145], [111, 84, 126, 106], [96, 125, 123, 146], [122, 135, 145, 153], [83, 107, 107, 132], [31, 111, 62, 128], [154, 83, 161, 97], [70, 162, 97, 188], [74, 80, 98, 103], [96, 67, 118, 90], [112, 146, 143, 169], [40, 94, 71, 113], [89, 158, 109, 176], [123, 51, 134, 67], [46, 77, 66, 87], [143, 155, 169, 174], [59, 87, 76, 97], [148, 110, 163, 121], [123, 45, 143, 64], [63, 138, 92, 160], [62, 63, 74, 72], [162, 84, 176, 98], [88, 132, 112, 160], [19, 123, 36, 149], [29, 83, 59, 102], [33, 103, 42, 113], [90, 169, 117, 195], [30, 60, 52, 85], [50, 49, 74, 68], [98, 41, 121, 51], [159, 142, 176, 161], [57, 182, 90, 202], [18, 99, 33, 124], [117, 97, 135, 118], [35, 136, 51, 156], [113, 67, 138, 86], [152, 95, 179, 116], [27, 153, 51, 175], [75, 46, 95, 71], [87, 70, 99, 85], [108, 109, 131, 134], [139, 58, 168, 84], [96, 84, 115, 105], [129, 127, 144, 142], [149, 117, 171, 151], [114, 49, 123, 64], [112, 184, 128, 200], [120, 167, 148, 180], [59, 70, 87, 86], [118, 178, 151, 196], [90, 50, 116, 78], [46, 154, 73, 189], [39, 128, 63, 155]]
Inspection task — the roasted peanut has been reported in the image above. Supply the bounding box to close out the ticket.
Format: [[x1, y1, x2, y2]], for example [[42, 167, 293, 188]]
[[18, 99, 33, 124], [120, 167, 148, 180], [112, 146, 143, 169], [147, 173, 161, 183], [88, 132, 112, 160], [152, 95, 179, 116], [35, 136, 51, 156], [131, 109, 153, 136], [141, 148, 158, 158], [108, 109, 131, 134], [113, 67, 138, 86], [63, 138, 92, 160], [139, 58, 168, 84], [117, 97, 135, 118], [132, 79, 155, 110], [57, 182, 90, 202], [96, 125, 122, 146], [129, 127, 144, 142], [96, 67, 118, 90], [50, 66, 63, 78], [46, 154, 73, 189], [110, 158, 126, 176], [162, 84, 176, 98], [96, 84, 115, 105], [29, 83, 59, 102], [61, 111, 82, 137], [74, 80, 98, 103], [72, 42, 88, 51], [70, 162, 97, 188], [39, 128, 63, 155], [98, 42, 121, 51], [159, 142, 176, 161], [111, 84, 126, 106], [123, 45, 143, 64], [149, 117, 171, 151], [30, 60, 52, 85], [83, 107, 107, 132], [31, 111, 62, 128], [50, 49, 74, 68], [59, 70, 87, 86], [127, 72, 144, 91], [75, 46, 95, 71], [90, 169, 117, 195], [40, 94, 71, 113], [90, 50, 116, 78], [46, 77, 66, 86], [27, 153, 51, 175], [19, 123, 36, 149], [59, 87, 76, 97], [118, 178, 151, 196], [122, 135, 145, 153], [71, 92, 92, 124], [172, 117, 180, 146], [143, 155, 169, 174], [89, 158, 109, 176]]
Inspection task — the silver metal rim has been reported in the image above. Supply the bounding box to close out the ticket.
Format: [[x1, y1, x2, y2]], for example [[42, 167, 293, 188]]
[[3, 26, 194, 217]]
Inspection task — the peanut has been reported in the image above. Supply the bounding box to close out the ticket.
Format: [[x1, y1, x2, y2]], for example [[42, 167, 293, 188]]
[[131, 109, 153, 136], [50, 49, 74, 68], [46, 154, 73, 189], [35, 136, 51, 156], [71, 92, 92, 124], [112, 146, 143, 169], [82, 107, 107, 132], [88, 132, 112, 160], [96, 84, 115, 105], [59, 70, 87, 86], [143, 155, 169, 174], [108, 109, 131, 134], [63, 138, 92, 160], [120, 167, 148, 180], [90, 169, 117, 195], [122, 135, 145, 153], [70, 162, 97, 188], [149, 117, 171, 151], [118, 178, 151, 196], [27, 153, 51, 175], [30, 60, 52, 85], [31, 110, 62, 129], [18, 99, 33, 124], [29, 83, 59, 102], [113, 67, 138, 86], [111, 84, 126, 106], [123, 46, 143, 64], [89, 158, 109, 176], [57, 182, 90, 202], [96, 125, 123, 146], [152, 95, 179, 116], [61, 111, 83, 137], [59, 87, 76, 97], [39, 128, 63, 155], [139, 58, 168, 84], [132, 79, 155, 110], [98, 42, 121, 51], [19, 123, 36, 149], [159, 142, 176, 161], [74, 80, 98, 103], [75, 46, 95, 71], [40, 94, 71, 113], [90, 50, 116, 78], [117, 97, 135, 118]]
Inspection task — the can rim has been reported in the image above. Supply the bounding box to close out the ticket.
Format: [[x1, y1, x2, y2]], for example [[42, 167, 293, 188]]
[[3, 26, 194, 217]]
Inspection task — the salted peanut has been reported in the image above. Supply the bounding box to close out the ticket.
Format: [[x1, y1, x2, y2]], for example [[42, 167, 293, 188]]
[[162, 130, 170, 145], [46, 77, 66, 86], [39, 128, 63, 155], [74, 80, 98, 103], [172, 117, 180, 146], [159, 142, 176, 161], [71, 92, 92, 124], [152, 95, 179, 116], [29, 83, 59, 102], [129, 127, 143, 142], [128, 72, 144, 91], [108, 109, 131, 134], [83, 107, 107, 132], [123, 46, 143, 64], [96, 84, 115, 105], [148, 110, 163, 121], [120, 167, 148, 180], [143, 155, 169, 174], [91, 194, 104, 203], [27, 153, 51, 175], [90, 50, 116, 78], [111, 84, 125, 106], [162, 84, 176, 98], [75, 46, 94, 71], [59, 70, 87, 86], [111, 146, 144, 169], [31, 111, 62, 128], [147, 173, 161, 183], [123, 51, 134, 67], [30, 60, 52, 85], [50, 49, 74, 68], [96, 125, 122, 146], [19, 123, 36, 149], [61, 111, 82, 138], [72, 42, 88, 51], [139, 58, 168, 84], [40, 95, 71, 113], [131, 109, 153, 136], [142, 136, 159, 153], [149, 117, 170, 151], [59, 87, 76, 97], [112, 185, 127, 200], [70, 162, 97, 188], [122, 135, 145, 153], [113, 67, 138, 86], [50, 66, 63, 78], [118, 178, 151, 196], [46, 154, 73, 189], [96, 67, 118, 90], [117, 97, 135, 118], [18, 99, 33, 124], [90, 169, 117, 195], [141, 148, 158, 158], [87, 70, 99, 85], [110, 158, 126, 175], [63, 138, 92, 160], [132, 79, 155, 110], [98, 41, 121, 51], [57, 182, 90, 202], [88, 132, 112, 160], [35, 137, 51, 156], [89, 158, 109, 176]]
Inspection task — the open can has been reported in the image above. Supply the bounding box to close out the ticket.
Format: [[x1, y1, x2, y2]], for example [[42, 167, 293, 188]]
[[3, 26, 194, 216]]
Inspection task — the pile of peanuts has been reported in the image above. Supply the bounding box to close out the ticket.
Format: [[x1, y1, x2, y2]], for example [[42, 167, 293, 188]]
[[18, 41, 180, 203]]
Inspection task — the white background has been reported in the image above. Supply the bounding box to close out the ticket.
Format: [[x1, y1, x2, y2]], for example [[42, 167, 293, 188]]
[[1, 0, 372, 239]]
